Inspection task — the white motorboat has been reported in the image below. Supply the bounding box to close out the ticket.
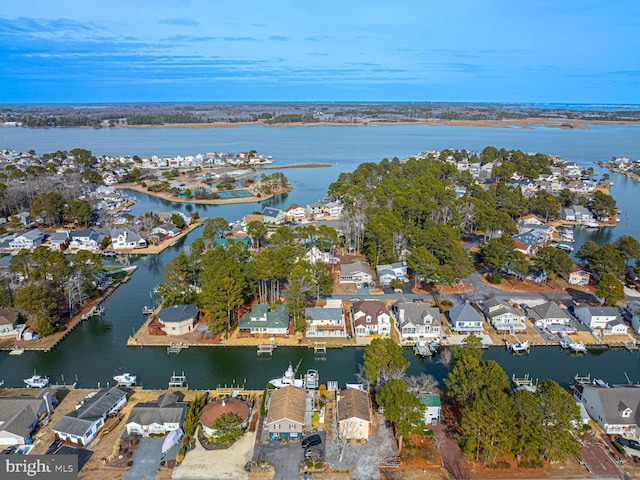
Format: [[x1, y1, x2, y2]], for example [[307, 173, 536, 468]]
[[414, 341, 429, 357], [267, 363, 304, 389], [569, 341, 587, 353], [113, 373, 137, 386], [24, 374, 49, 388], [506, 341, 530, 353], [584, 221, 599, 228]]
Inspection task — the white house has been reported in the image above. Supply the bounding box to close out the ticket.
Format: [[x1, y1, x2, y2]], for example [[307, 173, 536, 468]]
[[574, 385, 640, 436], [351, 300, 391, 337], [262, 207, 285, 225], [574, 305, 626, 334], [416, 393, 441, 426], [447, 301, 484, 333], [284, 204, 307, 223], [305, 303, 347, 337], [9, 229, 44, 250], [567, 265, 591, 286], [0, 308, 25, 338], [339, 262, 373, 284], [110, 227, 147, 250], [69, 229, 102, 251], [49, 230, 70, 250], [53, 387, 127, 446], [304, 246, 339, 265], [125, 392, 187, 436], [376, 262, 408, 285], [483, 298, 526, 333], [527, 302, 573, 329], [324, 201, 343, 218], [392, 300, 441, 343]]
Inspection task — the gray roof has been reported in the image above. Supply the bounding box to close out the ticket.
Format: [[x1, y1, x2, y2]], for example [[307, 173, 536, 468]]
[[585, 386, 640, 426], [528, 302, 571, 322], [126, 393, 187, 427], [50, 231, 70, 243], [54, 387, 126, 437], [396, 302, 440, 327], [157, 304, 199, 324], [21, 229, 43, 240], [447, 301, 483, 324], [111, 227, 144, 243], [483, 298, 523, 321], [576, 305, 620, 317], [0, 397, 43, 438], [305, 307, 343, 322], [340, 262, 372, 277]]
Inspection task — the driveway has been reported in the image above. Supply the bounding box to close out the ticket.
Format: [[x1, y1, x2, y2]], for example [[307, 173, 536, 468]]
[[254, 440, 305, 480], [122, 438, 165, 480]]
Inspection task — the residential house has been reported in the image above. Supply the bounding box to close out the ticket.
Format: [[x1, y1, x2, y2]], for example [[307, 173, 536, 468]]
[[339, 262, 373, 284], [156, 304, 199, 335], [151, 223, 181, 239], [512, 229, 548, 246], [0, 308, 25, 338], [200, 398, 251, 438], [213, 236, 252, 249], [0, 391, 54, 445], [305, 304, 347, 337], [392, 300, 441, 343], [262, 207, 285, 225], [306, 203, 325, 220], [416, 393, 441, 426], [447, 301, 484, 333], [125, 392, 188, 436], [304, 246, 339, 265], [15, 211, 31, 226], [622, 302, 640, 334], [567, 265, 591, 286], [376, 262, 408, 285], [49, 230, 70, 250], [53, 387, 127, 446], [324, 201, 343, 217], [9, 229, 44, 250], [561, 205, 594, 223], [517, 213, 545, 226], [238, 304, 290, 336], [69, 229, 102, 251], [266, 386, 306, 440], [110, 227, 147, 250], [483, 298, 526, 333], [574, 305, 627, 335], [574, 385, 640, 436], [337, 387, 371, 441], [351, 300, 391, 337], [527, 302, 573, 329], [284, 204, 307, 223], [513, 240, 538, 257]]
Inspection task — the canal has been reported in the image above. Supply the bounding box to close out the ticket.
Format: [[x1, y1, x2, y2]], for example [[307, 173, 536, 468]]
[[1, 123, 640, 389]]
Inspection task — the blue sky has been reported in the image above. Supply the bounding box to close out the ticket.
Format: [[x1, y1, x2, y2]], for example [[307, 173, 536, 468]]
[[0, 1, 638, 104]]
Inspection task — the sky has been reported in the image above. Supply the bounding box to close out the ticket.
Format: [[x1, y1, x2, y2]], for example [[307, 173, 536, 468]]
[[0, 1, 639, 104]]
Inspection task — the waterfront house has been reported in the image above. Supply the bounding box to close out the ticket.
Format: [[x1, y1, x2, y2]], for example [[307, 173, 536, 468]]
[[447, 301, 484, 333], [53, 387, 127, 446], [306, 202, 325, 221], [483, 298, 526, 333], [324, 201, 343, 218], [351, 300, 391, 337], [305, 304, 347, 337], [567, 265, 591, 286], [151, 223, 181, 239], [622, 302, 640, 334], [339, 262, 373, 284], [200, 397, 251, 438], [337, 387, 371, 441], [125, 392, 187, 436], [512, 229, 548, 246], [69, 229, 103, 251], [0, 308, 25, 338], [49, 230, 70, 250], [9, 229, 44, 250], [284, 204, 307, 223], [513, 239, 538, 257], [392, 300, 441, 343], [574, 384, 640, 436], [416, 393, 441, 426], [156, 304, 199, 335], [266, 386, 306, 440], [527, 302, 573, 329], [574, 305, 627, 335], [238, 304, 290, 336], [110, 227, 147, 250], [262, 207, 285, 225], [561, 205, 594, 224], [376, 262, 407, 285], [0, 391, 54, 446]]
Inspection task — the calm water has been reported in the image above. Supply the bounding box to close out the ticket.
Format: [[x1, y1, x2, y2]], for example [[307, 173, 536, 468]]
[[1, 123, 640, 389]]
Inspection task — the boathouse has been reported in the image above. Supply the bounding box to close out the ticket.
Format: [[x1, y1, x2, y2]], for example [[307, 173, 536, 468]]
[[157, 304, 199, 335]]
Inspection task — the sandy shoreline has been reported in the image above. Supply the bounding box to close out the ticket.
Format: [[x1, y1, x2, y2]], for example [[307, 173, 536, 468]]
[[110, 118, 640, 130]]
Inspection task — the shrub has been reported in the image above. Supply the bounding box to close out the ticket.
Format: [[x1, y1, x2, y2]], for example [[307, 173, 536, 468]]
[[440, 299, 453, 307], [488, 270, 502, 284]]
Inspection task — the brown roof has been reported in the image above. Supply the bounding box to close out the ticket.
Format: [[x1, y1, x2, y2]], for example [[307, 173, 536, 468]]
[[352, 300, 389, 327], [266, 386, 306, 425], [199, 398, 250, 428], [0, 307, 20, 326], [337, 388, 371, 423]]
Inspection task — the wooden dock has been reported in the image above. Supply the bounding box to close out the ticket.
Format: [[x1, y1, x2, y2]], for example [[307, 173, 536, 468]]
[[313, 342, 327, 354], [257, 343, 277, 355], [167, 342, 188, 354]]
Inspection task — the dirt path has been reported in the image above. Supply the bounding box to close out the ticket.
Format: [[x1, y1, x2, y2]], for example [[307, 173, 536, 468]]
[[431, 420, 470, 480]]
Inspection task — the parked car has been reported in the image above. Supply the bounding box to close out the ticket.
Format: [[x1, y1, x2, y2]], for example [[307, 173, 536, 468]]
[[618, 437, 640, 451], [301, 434, 322, 449], [304, 447, 323, 459]]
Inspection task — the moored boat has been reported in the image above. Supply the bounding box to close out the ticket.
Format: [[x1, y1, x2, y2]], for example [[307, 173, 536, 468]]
[[267, 363, 304, 389], [414, 341, 429, 357], [24, 374, 49, 388], [113, 373, 137, 386], [506, 341, 530, 353]]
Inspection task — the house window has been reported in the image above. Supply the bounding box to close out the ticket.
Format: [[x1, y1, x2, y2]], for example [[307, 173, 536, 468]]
[[274, 424, 280, 430], [366, 316, 371, 323], [289, 423, 296, 430]]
